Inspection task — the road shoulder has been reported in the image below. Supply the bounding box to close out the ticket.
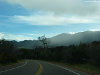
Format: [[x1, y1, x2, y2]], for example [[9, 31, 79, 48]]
[[43, 61, 92, 75]]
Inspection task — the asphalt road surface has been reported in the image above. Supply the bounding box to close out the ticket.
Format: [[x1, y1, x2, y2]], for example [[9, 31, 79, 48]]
[[0, 60, 89, 75]]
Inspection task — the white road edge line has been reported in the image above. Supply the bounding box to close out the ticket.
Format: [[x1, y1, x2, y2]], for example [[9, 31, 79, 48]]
[[48, 63, 81, 75], [0, 61, 27, 74]]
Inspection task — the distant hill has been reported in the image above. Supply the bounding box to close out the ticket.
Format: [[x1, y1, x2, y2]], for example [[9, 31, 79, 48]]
[[49, 31, 100, 46], [13, 40, 42, 49], [14, 31, 100, 49]]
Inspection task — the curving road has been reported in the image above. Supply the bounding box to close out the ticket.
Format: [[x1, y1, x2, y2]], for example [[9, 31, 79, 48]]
[[0, 60, 89, 75]]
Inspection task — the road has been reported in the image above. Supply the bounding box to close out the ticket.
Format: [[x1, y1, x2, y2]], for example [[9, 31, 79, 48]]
[[0, 60, 89, 75]]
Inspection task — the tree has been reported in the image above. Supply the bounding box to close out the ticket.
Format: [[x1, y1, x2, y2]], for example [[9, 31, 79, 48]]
[[38, 35, 48, 49], [0, 39, 18, 64]]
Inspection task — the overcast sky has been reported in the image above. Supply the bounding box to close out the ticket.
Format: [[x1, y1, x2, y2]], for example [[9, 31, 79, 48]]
[[0, 0, 100, 41]]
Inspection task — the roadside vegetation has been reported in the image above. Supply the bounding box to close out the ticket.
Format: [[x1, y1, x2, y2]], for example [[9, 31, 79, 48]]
[[0, 39, 18, 65]]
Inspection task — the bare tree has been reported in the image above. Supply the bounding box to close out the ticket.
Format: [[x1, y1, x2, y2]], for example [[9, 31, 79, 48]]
[[38, 35, 48, 49]]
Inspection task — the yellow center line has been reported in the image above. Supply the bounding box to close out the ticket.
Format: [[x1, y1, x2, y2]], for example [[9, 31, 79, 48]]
[[35, 62, 43, 75]]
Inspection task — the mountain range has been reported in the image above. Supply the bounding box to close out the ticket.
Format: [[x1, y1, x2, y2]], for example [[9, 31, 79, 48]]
[[14, 31, 100, 49]]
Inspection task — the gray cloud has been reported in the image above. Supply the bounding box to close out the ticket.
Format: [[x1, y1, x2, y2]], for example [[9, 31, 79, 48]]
[[4, 0, 100, 16]]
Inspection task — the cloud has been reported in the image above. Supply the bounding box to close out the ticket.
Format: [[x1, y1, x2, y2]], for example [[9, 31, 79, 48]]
[[4, 0, 100, 16], [1, 0, 100, 26], [69, 32, 78, 34], [0, 33, 34, 41], [11, 12, 96, 26], [89, 29, 100, 31], [84, 0, 100, 3], [0, 33, 5, 39]]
